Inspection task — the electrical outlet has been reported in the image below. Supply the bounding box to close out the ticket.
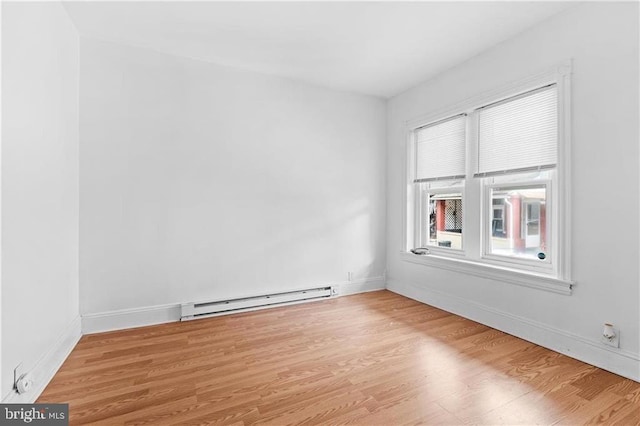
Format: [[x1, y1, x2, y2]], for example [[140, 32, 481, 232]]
[[347, 272, 353, 282], [602, 328, 620, 348], [13, 363, 23, 390]]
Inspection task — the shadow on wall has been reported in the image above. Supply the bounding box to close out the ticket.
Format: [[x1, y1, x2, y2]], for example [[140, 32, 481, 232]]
[[189, 196, 382, 300], [92, 195, 384, 310]]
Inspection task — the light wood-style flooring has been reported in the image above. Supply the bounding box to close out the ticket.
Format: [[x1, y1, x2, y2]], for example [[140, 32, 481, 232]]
[[39, 290, 640, 425]]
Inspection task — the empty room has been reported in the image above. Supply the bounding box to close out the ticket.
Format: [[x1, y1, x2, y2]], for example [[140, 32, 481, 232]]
[[1, 1, 639, 424]]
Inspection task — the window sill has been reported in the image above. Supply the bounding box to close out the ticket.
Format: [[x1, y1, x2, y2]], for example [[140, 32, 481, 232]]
[[399, 251, 573, 295]]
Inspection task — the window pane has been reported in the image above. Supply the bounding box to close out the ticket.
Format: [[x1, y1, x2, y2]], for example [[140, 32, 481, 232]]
[[488, 186, 548, 261], [424, 192, 463, 249]]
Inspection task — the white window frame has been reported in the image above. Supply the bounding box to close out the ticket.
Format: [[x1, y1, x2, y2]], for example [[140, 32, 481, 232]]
[[401, 61, 573, 295]]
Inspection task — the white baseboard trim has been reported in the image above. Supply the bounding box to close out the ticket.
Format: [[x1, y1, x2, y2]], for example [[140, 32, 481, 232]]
[[82, 303, 181, 334], [82, 277, 387, 335], [2, 315, 82, 404], [386, 279, 640, 382], [336, 275, 386, 296]]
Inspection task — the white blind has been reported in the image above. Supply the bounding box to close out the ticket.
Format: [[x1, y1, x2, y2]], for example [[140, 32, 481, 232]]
[[477, 85, 557, 176], [414, 115, 466, 182]]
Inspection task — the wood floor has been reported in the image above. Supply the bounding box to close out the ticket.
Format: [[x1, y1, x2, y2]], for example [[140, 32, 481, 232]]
[[39, 290, 640, 425]]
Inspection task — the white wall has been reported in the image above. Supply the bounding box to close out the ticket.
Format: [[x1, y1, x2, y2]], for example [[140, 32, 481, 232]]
[[386, 2, 639, 379], [79, 38, 386, 316], [2, 2, 80, 399]]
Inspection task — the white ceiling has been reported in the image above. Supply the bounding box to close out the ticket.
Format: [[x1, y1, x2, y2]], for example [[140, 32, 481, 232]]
[[63, 1, 575, 98]]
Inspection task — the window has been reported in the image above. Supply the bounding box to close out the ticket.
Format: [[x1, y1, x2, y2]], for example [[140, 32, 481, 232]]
[[477, 85, 557, 272], [404, 65, 571, 290], [413, 115, 466, 253]]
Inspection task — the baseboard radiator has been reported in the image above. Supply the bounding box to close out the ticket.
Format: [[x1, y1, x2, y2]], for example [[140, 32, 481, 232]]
[[180, 286, 333, 321]]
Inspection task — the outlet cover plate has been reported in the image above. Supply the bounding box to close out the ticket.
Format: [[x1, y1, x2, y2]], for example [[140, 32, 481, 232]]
[[601, 328, 620, 348]]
